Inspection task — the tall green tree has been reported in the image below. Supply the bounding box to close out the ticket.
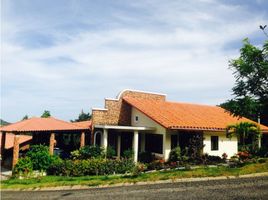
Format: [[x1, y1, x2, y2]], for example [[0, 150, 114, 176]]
[[71, 110, 91, 122], [221, 39, 268, 125], [41, 110, 51, 118]]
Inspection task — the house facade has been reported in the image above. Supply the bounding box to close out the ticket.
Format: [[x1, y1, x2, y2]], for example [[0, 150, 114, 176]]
[[92, 89, 268, 162]]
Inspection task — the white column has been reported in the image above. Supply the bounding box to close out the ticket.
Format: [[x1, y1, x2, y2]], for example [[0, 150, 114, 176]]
[[258, 134, 262, 149], [133, 131, 139, 162], [103, 129, 108, 151], [141, 133, 145, 152], [117, 134, 121, 158], [163, 133, 171, 161]]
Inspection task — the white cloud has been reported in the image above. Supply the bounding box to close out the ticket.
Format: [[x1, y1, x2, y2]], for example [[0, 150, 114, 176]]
[[1, 0, 267, 122]]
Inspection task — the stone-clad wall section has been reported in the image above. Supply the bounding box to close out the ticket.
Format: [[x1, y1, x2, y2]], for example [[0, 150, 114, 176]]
[[92, 90, 166, 126]]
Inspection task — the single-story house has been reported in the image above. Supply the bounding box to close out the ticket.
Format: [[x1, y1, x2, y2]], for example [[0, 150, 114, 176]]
[[0, 117, 91, 168], [91, 89, 268, 162]]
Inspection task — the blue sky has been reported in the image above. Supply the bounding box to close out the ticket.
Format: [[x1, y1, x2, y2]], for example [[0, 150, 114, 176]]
[[1, 0, 268, 122]]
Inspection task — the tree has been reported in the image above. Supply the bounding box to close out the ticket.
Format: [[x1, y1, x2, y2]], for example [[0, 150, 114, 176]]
[[41, 110, 51, 118], [221, 38, 268, 125], [22, 115, 29, 121], [226, 122, 260, 152], [71, 110, 91, 122]]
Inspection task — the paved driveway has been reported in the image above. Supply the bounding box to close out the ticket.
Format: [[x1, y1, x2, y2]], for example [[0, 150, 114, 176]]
[[2, 176, 268, 200]]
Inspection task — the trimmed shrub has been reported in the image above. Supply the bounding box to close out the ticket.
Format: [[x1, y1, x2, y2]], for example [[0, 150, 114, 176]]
[[47, 156, 64, 176], [47, 158, 135, 176]]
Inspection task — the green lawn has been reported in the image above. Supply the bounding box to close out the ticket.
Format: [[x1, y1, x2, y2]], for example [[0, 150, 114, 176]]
[[1, 161, 268, 190]]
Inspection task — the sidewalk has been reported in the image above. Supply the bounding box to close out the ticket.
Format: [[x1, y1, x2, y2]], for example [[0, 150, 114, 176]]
[[1, 166, 12, 181]]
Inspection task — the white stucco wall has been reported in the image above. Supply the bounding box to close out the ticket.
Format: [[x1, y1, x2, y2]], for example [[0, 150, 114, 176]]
[[203, 131, 238, 158], [131, 107, 171, 160], [131, 107, 166, 134]]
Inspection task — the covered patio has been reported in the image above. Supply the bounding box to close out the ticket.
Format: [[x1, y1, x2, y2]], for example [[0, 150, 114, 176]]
[[93, 125, 155, 162], [0, 117, 91, 168]]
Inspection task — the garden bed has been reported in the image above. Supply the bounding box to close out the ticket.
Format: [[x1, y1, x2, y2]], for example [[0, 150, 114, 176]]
[[1, 160, 268, 190]]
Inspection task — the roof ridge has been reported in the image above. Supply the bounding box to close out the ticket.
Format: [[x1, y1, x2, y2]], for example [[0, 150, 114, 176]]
[[124, 96, 220, 108]]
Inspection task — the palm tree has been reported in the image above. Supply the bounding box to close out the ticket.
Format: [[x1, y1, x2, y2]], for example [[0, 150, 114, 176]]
[[226, 122, 261, 151]]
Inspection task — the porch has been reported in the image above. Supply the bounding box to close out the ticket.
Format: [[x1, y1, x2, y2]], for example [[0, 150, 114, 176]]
[[93, 125, 158, 162]]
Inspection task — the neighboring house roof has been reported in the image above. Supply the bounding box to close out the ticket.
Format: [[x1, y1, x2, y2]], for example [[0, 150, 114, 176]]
[[0, 133, 32, 150], [0, 117, 91, 133], [72, 120, 92, 129], [123, 97, 268, 132]]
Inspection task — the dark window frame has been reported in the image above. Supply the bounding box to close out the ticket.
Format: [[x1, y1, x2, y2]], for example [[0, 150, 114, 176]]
[[211, 136, 219, 151]]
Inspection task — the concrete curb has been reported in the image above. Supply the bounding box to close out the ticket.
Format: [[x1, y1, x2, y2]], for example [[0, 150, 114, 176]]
[[2, 172, 268, 191]]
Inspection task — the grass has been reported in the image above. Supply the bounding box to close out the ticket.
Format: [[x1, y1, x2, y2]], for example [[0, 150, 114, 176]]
[[1, 161, 268, 190]]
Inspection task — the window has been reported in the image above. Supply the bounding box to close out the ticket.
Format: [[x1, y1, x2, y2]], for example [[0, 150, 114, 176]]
[[171, 135, 178, 149], [145, 134, 163, 154], [211, 136, 219, 151], [135, 116, 139, 122]]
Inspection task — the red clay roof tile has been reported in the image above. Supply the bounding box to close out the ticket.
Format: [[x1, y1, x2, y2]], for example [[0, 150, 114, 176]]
[[72, 120, 92, 129], [0, 133, 32, 149], [0, 117, 91, 132], [123, 97, 268, 132]]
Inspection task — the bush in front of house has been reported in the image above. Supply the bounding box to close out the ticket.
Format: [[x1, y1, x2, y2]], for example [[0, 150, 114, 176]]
[[256, 146, 268, 158], [46, 155, 64, 176], [122, 149, 134, 159], [201, 154, 224, 165], [47, 158, 135, 176], [71, 145, 104, 160], [146, 159, 165, 170], [13, 157, 33, 176], [26, 145, 52, 171], [106, 146, 116, 159], [169, 147, 181, 162], [13, 144, 62, 177]]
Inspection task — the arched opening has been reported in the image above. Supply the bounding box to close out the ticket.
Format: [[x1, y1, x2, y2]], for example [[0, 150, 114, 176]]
[[94, 131, 102, 146]]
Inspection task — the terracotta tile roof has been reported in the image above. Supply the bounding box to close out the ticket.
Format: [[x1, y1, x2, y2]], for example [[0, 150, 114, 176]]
[[0, 133, 32, 150], [123, 97, 268, 132], [72, 120, 92, 129], [0, 117, 90, 133]]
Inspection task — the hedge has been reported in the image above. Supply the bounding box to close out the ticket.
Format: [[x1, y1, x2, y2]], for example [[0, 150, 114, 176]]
[[47, 158, 135, 176]]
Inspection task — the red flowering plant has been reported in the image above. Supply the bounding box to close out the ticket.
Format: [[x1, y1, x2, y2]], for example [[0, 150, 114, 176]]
[[222, 153, 228, 161], [237, 151, 251, 161], [169, 161, 177, 168]]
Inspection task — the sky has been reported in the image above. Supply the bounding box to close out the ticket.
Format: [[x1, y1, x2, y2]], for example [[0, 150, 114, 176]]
[[1, 0, 268, 123]]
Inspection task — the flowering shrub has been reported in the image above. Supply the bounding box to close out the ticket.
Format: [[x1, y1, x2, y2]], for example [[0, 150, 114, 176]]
[[147, 160, 165, 170], [237, 151, 251, 160]]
